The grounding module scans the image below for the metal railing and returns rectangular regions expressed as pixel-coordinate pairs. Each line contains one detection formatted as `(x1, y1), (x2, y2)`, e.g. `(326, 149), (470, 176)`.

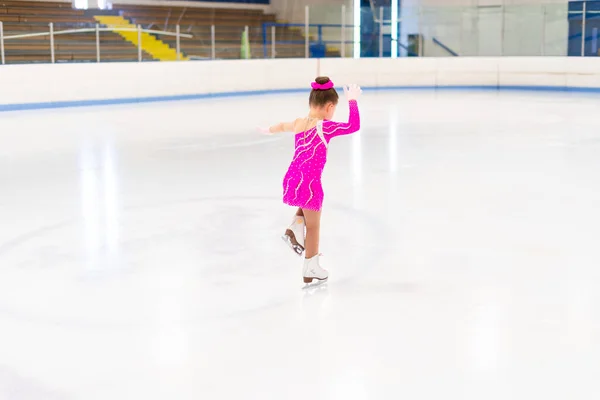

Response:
(262, 5), (391, 59)
(263, 22), (356, 59)
(432, 37), (458, 56)
(0, 22), (193, 64)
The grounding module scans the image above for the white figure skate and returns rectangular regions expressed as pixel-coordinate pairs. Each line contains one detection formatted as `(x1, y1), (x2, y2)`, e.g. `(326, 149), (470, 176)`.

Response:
(282, 215), (305, 256)
(303, 254), (329, 284)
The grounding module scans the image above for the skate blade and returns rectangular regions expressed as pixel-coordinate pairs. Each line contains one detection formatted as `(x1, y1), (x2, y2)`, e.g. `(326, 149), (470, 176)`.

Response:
(302, 278), (328, 290)
(303, 276), (328, 284)
(281, 233), (304, 256)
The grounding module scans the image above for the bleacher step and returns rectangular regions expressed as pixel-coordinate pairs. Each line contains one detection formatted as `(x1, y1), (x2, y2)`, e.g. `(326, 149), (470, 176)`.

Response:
(94, 15), (187, 61)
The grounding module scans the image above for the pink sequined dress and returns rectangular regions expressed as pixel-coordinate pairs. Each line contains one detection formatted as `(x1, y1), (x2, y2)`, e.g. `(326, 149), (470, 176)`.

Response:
(282, 100), (360, 211)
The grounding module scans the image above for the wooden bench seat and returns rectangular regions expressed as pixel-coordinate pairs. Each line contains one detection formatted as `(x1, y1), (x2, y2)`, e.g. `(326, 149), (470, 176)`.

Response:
(119, 8), (268, 17)
(3, 34), (129, 44)
(180, 44), (304, 53)
(127, 16), (273, 27)
(171, 42), (305, 59)
(4, 42), (134, 51)
(7, 45), (139, 53)
(1, 7), (86, 16)
(0, 14), (19, 22)
(2, 23), (73, 31)
(2, 24), (104, 33)
(115, 5), (265, 16)
(121, 10), (273, 19)
(4, 49), (152, 61)
(5, 53), (151, 63)
(17, 15), (94, 23)
(0, 1), (74, 8)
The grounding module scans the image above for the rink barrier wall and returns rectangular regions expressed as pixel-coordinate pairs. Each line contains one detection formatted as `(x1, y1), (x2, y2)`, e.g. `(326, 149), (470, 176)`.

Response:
(2, 57), (600, 112)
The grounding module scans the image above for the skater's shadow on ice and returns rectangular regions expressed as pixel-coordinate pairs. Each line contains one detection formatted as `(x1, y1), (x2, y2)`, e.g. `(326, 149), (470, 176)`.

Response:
(302, 281), (329, 298)
(333, 278), (419, 295)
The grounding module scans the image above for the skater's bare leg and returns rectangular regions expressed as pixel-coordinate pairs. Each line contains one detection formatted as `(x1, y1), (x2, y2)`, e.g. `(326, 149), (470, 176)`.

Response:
(296, 208), (304, 217)
(302, 208), (321, 259)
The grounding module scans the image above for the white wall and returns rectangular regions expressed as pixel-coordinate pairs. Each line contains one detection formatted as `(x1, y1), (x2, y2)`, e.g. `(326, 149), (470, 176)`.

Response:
(319, 57), (600, 88)
(401, 0), (569, 57)
(0, 59), (316, 106)
(2, 57), (600, 110)
(408, 0), (568, 5)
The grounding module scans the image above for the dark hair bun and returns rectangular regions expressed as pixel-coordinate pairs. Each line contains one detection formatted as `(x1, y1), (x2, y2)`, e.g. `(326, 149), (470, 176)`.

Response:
(309, 76), (339, 107)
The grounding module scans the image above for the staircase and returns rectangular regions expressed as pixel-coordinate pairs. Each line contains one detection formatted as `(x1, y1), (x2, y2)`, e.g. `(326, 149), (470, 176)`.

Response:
(94, 15), (187, 61)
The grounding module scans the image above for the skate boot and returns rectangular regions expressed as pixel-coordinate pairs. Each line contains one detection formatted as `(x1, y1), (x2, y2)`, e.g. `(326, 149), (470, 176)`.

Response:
(303, 254), (329, 284)
(282, 215), (305, 256)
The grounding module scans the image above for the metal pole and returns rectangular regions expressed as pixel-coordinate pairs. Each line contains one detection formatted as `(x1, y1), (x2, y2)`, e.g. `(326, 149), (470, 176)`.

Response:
(137, 24), (142, 62)
(475, 7), (479, 56)
(379, 6), (384, 57)
(581, 1), (587, 57)
(49, 22), (55, 63)
(0, 22), (5, 65)
(96, 23), (100, 63)
(353, 0), (360, 58)
(418, 6), (423, 57)
(459, 8), (464, 56)
(391, 0), (398, 58)
(341, 5), (346, 58)
(211, 25), (216, 60)
(244, 25), (249, 59)
(500, 5), (505, 56)
(176, 24), (181, 60)
(271, 25), (276, 58)
(541, 6), (546, 56)
(305, 5), (309, 58)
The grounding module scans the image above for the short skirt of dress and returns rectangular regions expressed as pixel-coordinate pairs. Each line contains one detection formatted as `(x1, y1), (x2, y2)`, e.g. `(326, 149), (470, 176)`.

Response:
(282, 171), (324, 211)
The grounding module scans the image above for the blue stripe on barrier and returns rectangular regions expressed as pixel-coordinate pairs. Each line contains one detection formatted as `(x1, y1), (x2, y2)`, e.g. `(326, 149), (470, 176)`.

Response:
(3, 85), (600, 112)
(0, 88), (306, 112)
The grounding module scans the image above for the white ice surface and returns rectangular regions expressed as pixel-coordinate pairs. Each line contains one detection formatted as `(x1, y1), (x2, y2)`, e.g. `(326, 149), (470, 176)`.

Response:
(1, 90), (600, 399)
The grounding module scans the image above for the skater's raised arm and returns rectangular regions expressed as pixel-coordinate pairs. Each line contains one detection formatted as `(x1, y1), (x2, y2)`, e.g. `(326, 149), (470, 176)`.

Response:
(322, 84), (362, 138)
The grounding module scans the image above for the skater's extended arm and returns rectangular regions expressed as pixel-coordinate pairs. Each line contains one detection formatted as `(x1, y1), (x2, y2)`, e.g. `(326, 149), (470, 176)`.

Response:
(323, 84), (362, 138)
(268, 118), (303, 134)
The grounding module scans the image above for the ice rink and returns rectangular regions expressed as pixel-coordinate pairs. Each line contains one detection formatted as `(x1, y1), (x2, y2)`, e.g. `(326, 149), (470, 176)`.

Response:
(1, 90), (600, 399)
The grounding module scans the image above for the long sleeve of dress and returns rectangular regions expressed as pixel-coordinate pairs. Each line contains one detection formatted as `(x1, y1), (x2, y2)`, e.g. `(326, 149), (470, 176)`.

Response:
(322, 100), (360, 139)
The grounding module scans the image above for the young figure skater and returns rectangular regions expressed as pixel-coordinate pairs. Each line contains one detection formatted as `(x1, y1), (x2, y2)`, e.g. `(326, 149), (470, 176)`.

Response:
(264, 77), (362, 283)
